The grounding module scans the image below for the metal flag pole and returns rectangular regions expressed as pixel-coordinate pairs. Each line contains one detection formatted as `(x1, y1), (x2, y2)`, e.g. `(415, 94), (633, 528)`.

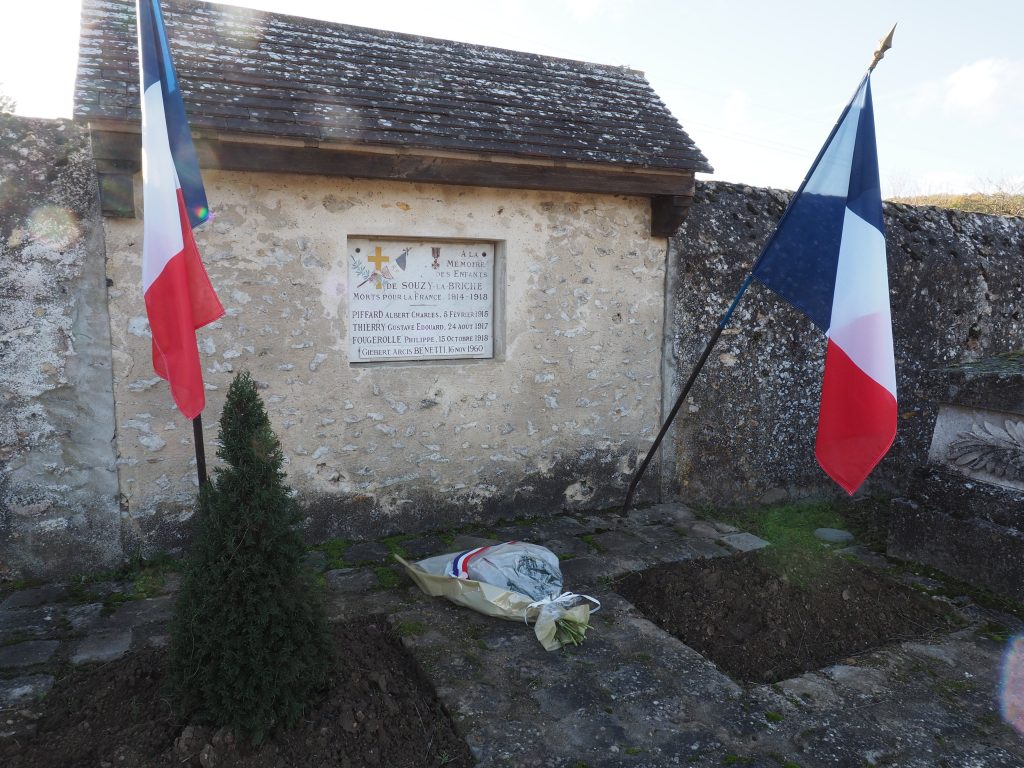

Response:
(193, 415), (208, 486)
(622, 25), (896, 514)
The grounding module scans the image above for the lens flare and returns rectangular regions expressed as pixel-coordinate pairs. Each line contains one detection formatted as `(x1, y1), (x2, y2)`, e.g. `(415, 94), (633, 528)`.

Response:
(1001, 635), (1024, 736)
(27, 205), (80, 250)
(192, 204), (209, 223)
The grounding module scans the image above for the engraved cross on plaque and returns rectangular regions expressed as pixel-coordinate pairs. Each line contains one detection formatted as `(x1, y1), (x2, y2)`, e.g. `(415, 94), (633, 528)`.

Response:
(368, 246), (390, 271)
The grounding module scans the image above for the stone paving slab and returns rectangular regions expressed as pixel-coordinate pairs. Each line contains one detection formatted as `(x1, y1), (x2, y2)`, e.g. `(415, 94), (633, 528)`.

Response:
(576, 512), (627, 533)
(710, 520), (740, 533)
(588, 529), (645, 556)
(0, 675), (54, 709)
(679, 520), (721, 538)
(718, 531), (770, 552)
(325, 568), (379, 593)
(0, 585), (69, 610)
(531, 515), (591, 538)
(683, 538), (733, 559)
(71, 628), (133, 665)
(814, 527), (855, 544)
(343, 541), (391, 565)
(626, 524), (692, 552)
(0, 640), (60, 670)
(380, 583), (1024, 767)
(401, 535), (448, 560)
(559, 555), (616, 587)
(65, 603), (103, 632)
(626, 502), (695, 528)
(627, 523), (681, 545)
(108, 595), (174, 627)
(0, 606), (63, 642)
(449, 534), (500, 552)
(70, 580), (133, 600)
(1, 505), (1022, 768)
(145, 632), (170, 649)
(489, 525), (533, 542)
(389, 590), (747, 766)
(310, 507), (1023, 767)
(543, 536), (590, 558)
(737, 631), (1024, 767)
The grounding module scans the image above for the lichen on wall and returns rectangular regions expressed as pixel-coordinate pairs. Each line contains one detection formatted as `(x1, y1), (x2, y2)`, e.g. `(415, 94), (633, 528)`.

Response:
(0, 115), (120, 578)
(104, 173), (666, 547)
(668, 181), (1024, 505)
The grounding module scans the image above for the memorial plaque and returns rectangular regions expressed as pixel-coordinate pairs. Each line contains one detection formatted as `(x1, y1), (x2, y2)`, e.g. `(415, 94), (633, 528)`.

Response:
(348, 238), (495, 362)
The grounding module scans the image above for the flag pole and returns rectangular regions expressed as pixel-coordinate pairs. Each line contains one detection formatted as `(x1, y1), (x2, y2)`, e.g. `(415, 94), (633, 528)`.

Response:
(193, 415), (208, 486)
(867, 24), (897, 73)
(622, 25), (896, 514)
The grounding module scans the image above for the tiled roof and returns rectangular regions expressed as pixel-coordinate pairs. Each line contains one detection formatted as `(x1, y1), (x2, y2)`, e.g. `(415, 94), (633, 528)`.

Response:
(74, 0), (711, 173)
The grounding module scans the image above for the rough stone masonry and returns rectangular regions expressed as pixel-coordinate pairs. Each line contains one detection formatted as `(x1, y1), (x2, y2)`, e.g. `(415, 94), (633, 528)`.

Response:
(3, 116), (1023, 579)
(0, 115), (120, 579)
(665, 181), (1024, 505)
(101, 169), (667, 555)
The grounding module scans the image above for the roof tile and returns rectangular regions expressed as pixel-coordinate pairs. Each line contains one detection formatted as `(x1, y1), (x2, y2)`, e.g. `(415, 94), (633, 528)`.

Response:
(75, 0), (711, 173)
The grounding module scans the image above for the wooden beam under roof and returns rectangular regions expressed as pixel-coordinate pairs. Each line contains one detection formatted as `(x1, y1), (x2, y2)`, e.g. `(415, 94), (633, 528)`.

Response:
(89, 127), (696, 236)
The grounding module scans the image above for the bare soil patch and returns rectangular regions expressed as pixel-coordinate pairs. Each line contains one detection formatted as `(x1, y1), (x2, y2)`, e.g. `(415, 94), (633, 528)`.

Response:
(616, 549), (958, 684)
(2, 617), (471, 768)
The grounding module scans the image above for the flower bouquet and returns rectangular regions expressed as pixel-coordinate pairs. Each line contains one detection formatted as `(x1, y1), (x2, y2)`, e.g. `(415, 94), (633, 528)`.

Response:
(395, 541), (599, 651)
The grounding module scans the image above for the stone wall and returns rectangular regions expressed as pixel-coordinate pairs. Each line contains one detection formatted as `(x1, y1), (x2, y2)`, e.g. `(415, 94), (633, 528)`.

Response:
(666, 181), (1024, 505)
(0, 116), (121, 579)
(887, 355), (1024, 601)
(7, 130), (1022, 579)
(103, 172), (667, 551)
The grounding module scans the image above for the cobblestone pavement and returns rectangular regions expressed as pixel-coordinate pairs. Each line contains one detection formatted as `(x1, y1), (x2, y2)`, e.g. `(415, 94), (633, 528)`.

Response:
(3, 502), (1023, 767)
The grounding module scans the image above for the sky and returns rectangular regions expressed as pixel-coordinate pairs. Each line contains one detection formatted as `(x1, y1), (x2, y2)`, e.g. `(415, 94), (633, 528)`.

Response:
(1, 0), (1022, 197)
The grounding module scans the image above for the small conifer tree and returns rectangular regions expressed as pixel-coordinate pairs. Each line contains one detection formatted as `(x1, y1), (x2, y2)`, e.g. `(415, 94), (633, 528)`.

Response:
(168, 371), (332, 743)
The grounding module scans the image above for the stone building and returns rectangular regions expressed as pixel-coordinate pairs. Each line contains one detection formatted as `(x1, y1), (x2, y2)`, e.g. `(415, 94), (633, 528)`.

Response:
(68, 0), (710, 560)
(7, 0), (1017, 581)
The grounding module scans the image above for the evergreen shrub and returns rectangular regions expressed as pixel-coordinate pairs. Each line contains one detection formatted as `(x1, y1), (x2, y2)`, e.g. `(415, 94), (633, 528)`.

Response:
(168, 371), (332, 743)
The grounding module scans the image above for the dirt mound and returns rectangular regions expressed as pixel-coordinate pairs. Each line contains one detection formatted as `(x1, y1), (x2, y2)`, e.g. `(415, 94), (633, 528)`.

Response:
(4, 618), (471, 768)
(616, 550), (957, 683)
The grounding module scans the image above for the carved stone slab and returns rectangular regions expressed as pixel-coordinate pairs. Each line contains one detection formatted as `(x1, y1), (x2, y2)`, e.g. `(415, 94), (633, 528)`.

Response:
(928, 404), (1024, 492)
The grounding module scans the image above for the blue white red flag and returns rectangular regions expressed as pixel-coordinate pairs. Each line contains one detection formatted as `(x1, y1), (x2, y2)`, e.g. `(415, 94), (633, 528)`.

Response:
(752, 75), (895, 494)
(137, 0), (223, 420)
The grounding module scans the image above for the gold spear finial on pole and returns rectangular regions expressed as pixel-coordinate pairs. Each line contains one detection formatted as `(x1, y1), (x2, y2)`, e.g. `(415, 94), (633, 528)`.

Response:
(868, 24), (897, 72)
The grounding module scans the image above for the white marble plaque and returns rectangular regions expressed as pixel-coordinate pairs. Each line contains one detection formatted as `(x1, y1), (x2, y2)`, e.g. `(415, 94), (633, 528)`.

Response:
(348, 239), (494, 362)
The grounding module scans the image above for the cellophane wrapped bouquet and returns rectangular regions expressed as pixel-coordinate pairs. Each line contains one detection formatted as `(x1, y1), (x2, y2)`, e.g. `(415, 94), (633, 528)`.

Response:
(396, 541), (599, 650)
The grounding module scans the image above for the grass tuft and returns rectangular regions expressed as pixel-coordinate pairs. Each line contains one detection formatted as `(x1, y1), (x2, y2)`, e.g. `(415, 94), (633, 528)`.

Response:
(889, 191), (1024, 217)
(314, 538), (352, 570)
(374, 565), (401, 589)
(396, 619), (428, 637)
(380, 534), (416, 559)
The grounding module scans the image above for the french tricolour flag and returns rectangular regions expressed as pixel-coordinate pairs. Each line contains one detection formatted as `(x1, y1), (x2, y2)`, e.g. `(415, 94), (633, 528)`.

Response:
(752, 76), (896, 494)
(137, 0), (223, 420)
